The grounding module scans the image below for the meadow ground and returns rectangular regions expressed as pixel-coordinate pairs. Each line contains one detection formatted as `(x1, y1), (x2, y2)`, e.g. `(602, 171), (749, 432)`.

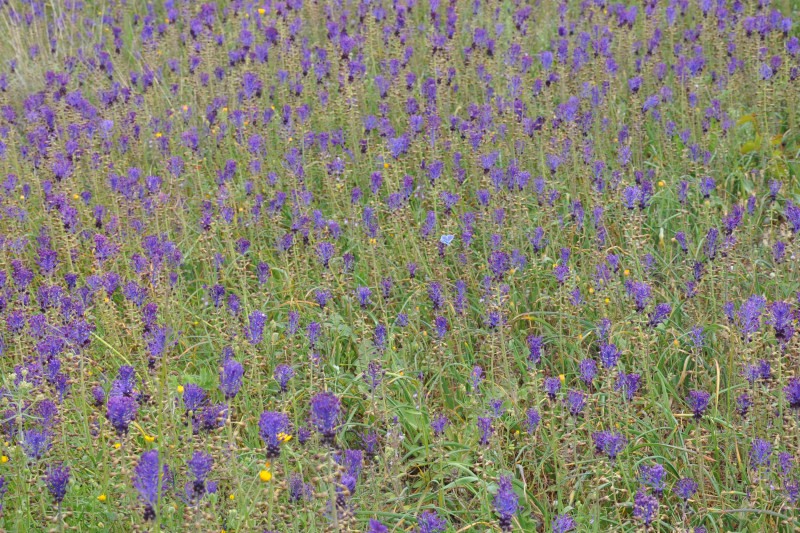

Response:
(1, 0), (800, 532)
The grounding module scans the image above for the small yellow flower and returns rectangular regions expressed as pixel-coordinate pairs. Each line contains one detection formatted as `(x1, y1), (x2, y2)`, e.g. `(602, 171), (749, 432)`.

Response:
(278, 433), (292, 443)
(514, 430), (520, 436)
(604, 298), (610, 304)
(144, 435), (155, 443)
(19, 195), (25, 200)
(97, 494), (107, 502)
(259, 469), (272, 482)
(113, 442), (121, 449)
(288, 137), (293, 142)
(558, 374), (566, 384)
(72, 193), (79, 200)
(155, 132), (162, 138)
(588, 287), (595, 294)
(673, 339), (680, 346)
(623, 269), (630, 276)
(182, 105), (188, 112)
(258, 8), (265, 14)
(177, 385), (185, 393)
(383, 162), (390, 169)
(658, 180), (665, 187)
(369, 238), (377, 245)
(229, 493), (235, 500)
(0, 455), (8, 463)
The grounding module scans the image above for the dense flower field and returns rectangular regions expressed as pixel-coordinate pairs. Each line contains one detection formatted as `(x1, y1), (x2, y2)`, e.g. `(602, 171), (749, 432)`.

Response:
(0, 0), (799, 531)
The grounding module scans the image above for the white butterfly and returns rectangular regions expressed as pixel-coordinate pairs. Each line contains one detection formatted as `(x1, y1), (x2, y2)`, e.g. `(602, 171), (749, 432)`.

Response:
(440, 234), (455, 245)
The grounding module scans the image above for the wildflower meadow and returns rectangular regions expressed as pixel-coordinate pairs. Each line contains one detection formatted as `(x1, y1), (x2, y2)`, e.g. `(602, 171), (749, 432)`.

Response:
(1, 0), (800, 531)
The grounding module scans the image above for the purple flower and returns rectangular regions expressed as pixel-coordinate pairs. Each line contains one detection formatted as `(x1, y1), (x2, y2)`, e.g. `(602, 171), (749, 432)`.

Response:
(737, 393), (752, 416)
(675, 232), (688, 252)
(648, 303), (671, 328)
(579, 359), (597, 385)
(687, 390), (711, 419)
(106, 396), (138, 435)
(699, 176), (716, 198)
(235, 238), (250, 255)
(427, 282), (444, 310)
(737, 295), (767, 341)
(365, 360), (385, 391)
(256, 262), (271, 284)
(289, 474), (312, 503)
(367, 519), (388, 533)
(749, 438), (772, 470)
(469, 366), (484, 393)
(21, 429), (51, 460)
(784, 378), (800, 409)
(193, 404), (228, 433)
(600, 343), (621, 368)
(187, 451), (213, 486)
(639, 464), (666, 495)
(592, 431), (626, 461)
(551, 513), (576, 533)
(416, 509), (447, 533)
(553, 248), (571, 284)
(689, 327), (705, 349)
(316, 242), (335, 268)
(774, 241), (786, 263)
(673, 477), (698, 501)
(134, 449), (169, 520)
(186, 451), (213, 498)
(356, 286), (372, 309)
(489, 251), (510, 279)
(110, 365), (137, 398)
(259, 411), (290, 457)
(182, 384), (207, 412)
(477, 416), (494, 445)
(431, 415), (449, 436)
(625, 281), (652, 312)
(786, 201), (800, 233)
(315, 289), (332, 309)
(493, 475), (518, 531)
(45, 463), (70, 504)
(219, 358), (244, 400)
(527, 335), (544, 364)
(705, 227), (719, 260)
(246, 311), (267, 345)
(566, 390), (586, 416)
(633, 488), (659, 526)
(274, 364), (295, 393)
(544, 377), (562, 399)
(310, 392), (340, 443)
(434, 316), (448, 339)
(529, 227), (547, 253)
(769, 301), (795, 345)
(615, 373), (641, 401)
(525, 408), (541, 434)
